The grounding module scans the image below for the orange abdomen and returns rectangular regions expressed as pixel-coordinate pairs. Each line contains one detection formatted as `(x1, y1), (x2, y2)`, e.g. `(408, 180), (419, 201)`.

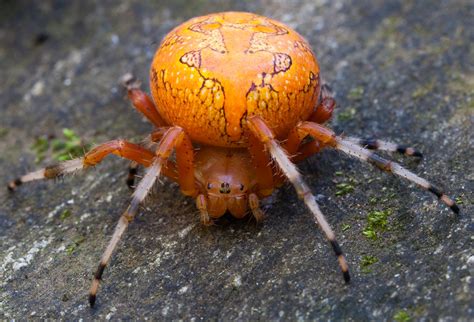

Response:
(150, 12), (320, 147)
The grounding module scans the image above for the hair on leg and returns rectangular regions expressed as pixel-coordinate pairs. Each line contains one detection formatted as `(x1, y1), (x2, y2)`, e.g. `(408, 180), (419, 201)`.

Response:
(7, 140), (155, 191)
(89, 160), (162, 307)
(345, 137), (423, 158)
(89, 126), (196, 307)
(248, 116), (350, 283)
(295, 122), (460, 214)
(7, 158), (84, 191)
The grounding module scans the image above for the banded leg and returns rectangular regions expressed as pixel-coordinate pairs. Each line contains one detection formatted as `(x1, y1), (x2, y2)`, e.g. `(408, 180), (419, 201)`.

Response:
(248, 116), (350, 283)
(7, 140), (155, 191)
(89, 126), (195, 307)
(122, 73), (167, 127)
(345, 137), (423, 158)
(126, 161), (139, 189)
(295, 122), (460, 214)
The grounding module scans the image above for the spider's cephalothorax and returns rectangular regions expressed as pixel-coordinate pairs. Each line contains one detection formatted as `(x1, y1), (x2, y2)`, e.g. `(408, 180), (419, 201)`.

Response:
(8, 11), (460, 307)
(194, 147), (263, 222)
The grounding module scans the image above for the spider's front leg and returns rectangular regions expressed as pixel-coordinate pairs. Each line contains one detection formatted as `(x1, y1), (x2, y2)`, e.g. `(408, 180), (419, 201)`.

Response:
(89, 126), (197, 307)
(7, 140), (156, 191)
(247, 115), (351, 283)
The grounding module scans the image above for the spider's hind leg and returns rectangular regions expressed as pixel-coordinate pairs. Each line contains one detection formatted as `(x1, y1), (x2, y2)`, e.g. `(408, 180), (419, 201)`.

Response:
(295, 121), (460, 214)
(308, 81), (336, 124)
(121, 73), (167, 127)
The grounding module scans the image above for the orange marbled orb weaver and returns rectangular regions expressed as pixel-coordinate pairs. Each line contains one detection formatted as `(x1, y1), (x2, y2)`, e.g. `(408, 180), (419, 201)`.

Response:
(8, 12), (459, 307)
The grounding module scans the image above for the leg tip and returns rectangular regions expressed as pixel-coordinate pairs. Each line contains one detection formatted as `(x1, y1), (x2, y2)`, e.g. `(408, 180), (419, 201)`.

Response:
(343, 270), (351, 284)
(89, 294), (96, 308)
(450, 203), (460, 215)
(7, 178), (22, 192)
(126, 179), (135, 190)
(7, 183), (16, 192)
(120, 73), (140, 90)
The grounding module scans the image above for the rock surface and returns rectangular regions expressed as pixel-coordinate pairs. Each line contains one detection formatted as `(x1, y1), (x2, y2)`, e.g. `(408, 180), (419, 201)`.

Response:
(0, 0), (472, 320)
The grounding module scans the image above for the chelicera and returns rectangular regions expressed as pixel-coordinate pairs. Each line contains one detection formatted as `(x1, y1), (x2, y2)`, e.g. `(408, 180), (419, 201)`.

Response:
(8, 12), (460, 307)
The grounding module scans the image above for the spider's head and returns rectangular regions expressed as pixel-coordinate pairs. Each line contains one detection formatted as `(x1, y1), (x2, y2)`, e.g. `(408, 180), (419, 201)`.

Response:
(205, 173), (250, 219)
(196, 147), (254, 219)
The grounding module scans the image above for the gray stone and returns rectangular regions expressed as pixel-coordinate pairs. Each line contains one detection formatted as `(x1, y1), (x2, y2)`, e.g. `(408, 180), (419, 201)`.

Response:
(0, 0), (472, 320)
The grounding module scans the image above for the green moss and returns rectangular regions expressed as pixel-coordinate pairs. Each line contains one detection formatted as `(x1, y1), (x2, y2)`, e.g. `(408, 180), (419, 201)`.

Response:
(411, 81), (435, 99)
(393, 310), (411, 322)
(360, 255), (379, 273)
(337, 108), (356, 122)
(335, 182), (355, 196)
(447, 72), (474, 94)
(52, 128), (90, 161)
(362, 209), (392, 240)
(348, 86), (364, 100)
(32, 137), (50, 163)
(455, 196), (463, 205)
(0, 127), (8, 138)
(342, 224), (351, 232)
(380, 16), (402, 38)
(59, 209), (72, 220)
(32, 128), (91, 163)
(65, 236), (85, 255)
(369, 197), (378, 205)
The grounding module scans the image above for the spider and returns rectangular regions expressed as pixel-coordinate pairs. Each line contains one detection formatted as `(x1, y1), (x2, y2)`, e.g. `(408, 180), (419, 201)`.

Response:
(8, 12), (459, 307)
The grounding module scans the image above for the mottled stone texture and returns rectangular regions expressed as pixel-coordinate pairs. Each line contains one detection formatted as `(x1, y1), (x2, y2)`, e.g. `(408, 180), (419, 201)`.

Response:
(0, 0), (472, 320)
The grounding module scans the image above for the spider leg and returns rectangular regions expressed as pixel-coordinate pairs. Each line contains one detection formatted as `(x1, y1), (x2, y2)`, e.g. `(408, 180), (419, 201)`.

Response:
(285, 80), (334, 163)
(249, 193), (265, 223)
(122, 73), (167, 127)
(285, 126), (323, 163)
(308, 81), (336, 124)
(89, 126), (193, 307)
(345, 137), (423, 158)
(248, 116), (350, 283)
(248, 132), (274, 196)
(295, 121), (460, 214)
(196, 194), (212, 226)
(7, 140), (155, 191)
(126, 161), (139, 189)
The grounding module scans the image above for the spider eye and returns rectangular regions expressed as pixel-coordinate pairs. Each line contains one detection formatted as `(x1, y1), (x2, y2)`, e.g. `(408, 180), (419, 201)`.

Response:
(207, 183), (212, 190)
(239, 184), (244, 191)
